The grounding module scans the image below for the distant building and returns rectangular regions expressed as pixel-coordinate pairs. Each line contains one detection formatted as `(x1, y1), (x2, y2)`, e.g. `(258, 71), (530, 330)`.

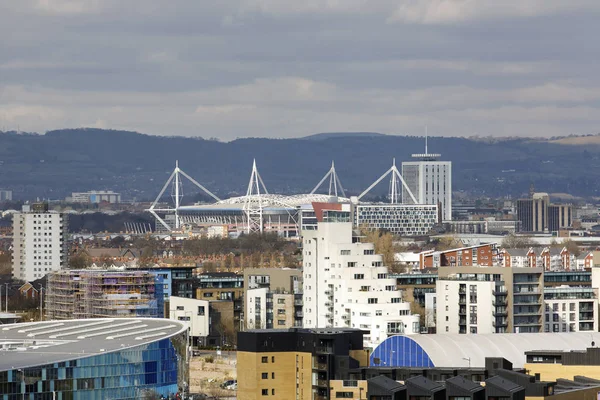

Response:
(12, 203), (68, 281)
(302, 208), (419, 348)
(419, 243), (499, 269)
(548, 204), (573, 232)
(45, 269), (164, 320)
(0, 190), (12, 201)
(243, 267), (303, 330)
(402, 146), (452, 221)
(354, 203), (439, 236)
(68, 190), (121, 204)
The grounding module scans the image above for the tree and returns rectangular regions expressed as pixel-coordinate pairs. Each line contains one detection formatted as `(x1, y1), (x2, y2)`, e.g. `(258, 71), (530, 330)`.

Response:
(501, 234), (537, 249)
(562, 239), (581, 257)
(68, 253), (90, 269)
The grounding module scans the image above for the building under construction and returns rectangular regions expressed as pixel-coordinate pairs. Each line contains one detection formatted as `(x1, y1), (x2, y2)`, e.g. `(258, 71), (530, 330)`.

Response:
(45, 269), (164, 320)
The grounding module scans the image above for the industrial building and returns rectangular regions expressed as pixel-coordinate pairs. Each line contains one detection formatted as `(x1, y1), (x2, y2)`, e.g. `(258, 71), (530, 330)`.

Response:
(45, 269), (164, 320)
(12, 203), (68, 282)
(0, 318), (188, 399)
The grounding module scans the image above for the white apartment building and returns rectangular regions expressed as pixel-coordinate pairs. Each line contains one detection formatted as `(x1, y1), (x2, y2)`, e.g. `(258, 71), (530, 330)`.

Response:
(12, 204), (67, 281)
(302, 209), (419, 349)
(436, 279), (495, 334)
(402, 153), (452, 221)
(169, 296), (210, 346)
(543, 287), (598, 333)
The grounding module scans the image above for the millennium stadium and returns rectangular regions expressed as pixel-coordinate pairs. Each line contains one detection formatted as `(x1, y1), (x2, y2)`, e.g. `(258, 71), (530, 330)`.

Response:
(147, 159), (441, 237)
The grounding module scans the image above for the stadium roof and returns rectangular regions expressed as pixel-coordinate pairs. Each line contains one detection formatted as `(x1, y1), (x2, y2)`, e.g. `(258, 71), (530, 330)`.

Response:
(371, 333), (600, 369)
(0, 318), (186, 371)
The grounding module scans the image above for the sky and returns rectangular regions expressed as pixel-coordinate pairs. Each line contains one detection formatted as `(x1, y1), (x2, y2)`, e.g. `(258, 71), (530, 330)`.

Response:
(1, 0), (599, 141)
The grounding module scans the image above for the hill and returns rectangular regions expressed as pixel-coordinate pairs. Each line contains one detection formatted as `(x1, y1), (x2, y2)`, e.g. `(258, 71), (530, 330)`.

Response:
(0, 129), (599, 201)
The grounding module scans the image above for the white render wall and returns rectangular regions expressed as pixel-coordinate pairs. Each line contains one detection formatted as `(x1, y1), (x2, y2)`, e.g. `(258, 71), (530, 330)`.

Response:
(543, 297), (598, 332)
(402, 160), (452, 221)
(302, 221), (419, 348)
(169, 296), (210, 338)
(436, 280), (495, 334)
(12, 211), (66, 281)
(246, 288), (268, 329)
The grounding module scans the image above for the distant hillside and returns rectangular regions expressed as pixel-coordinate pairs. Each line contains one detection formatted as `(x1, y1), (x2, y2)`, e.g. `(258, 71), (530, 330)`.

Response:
(301, 132), (390, 141)
(0, 128), (599, 201)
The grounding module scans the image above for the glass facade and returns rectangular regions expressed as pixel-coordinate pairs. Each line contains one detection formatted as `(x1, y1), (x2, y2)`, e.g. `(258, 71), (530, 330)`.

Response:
(0, 332), (188, 400)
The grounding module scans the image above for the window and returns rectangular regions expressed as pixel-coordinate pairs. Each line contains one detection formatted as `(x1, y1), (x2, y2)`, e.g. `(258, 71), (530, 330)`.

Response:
(375, 310), (382, 316)
(272, 389), (275, 395)
(261, 357), (268, 363)
(262, 389), (268, 395)
(353, 274), (364, 280)
(277, 320), (286, 326)
(277, 298), (285, 304)
(371, 261), (382, 267)
(176, 306), (184, 311)
(391, 298), (401, 303)
(340, 250), (351, 255)
(277, 309), (286, 315)
(272, 356), (275, 363)
(364, 249), (374, 255)
(262, 373), (268, 379)
(377, 273), (387, 279)
(272, 372), (275, 379)
(368, 298), (378, 304)
(336, 392), (354, 398)
(348, 262), (357, 268)
(197, 306), (205, 316)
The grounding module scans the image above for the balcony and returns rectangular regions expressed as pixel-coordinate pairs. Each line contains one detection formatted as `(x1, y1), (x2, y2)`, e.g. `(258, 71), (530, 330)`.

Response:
(316, 379), (328, 387)
(492, 310), (508, 317)
(313, 362), (328, 371)
(294, 300), (303, 306)
(459, 307), (466, 315)
(493, 320), (508, 327)
(459, 318), (466, 325)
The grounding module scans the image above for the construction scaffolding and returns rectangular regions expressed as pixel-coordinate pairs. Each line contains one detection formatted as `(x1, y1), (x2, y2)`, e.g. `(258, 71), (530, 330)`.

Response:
(46, 269), (164, 320)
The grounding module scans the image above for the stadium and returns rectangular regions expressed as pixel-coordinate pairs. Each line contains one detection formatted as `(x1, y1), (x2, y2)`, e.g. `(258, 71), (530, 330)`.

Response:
(147, 160), (438, 237)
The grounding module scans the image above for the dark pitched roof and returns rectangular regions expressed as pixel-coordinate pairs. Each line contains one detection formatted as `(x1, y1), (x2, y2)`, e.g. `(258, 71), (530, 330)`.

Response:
(445, 376), (484, 393)
(485, 375), (524, 393)
(405, 376), (445, 393)
(368, 375), (406, 393)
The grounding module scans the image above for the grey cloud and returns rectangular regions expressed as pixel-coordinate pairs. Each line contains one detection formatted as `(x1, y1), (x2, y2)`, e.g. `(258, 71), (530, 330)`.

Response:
(0, 0), (599, 139)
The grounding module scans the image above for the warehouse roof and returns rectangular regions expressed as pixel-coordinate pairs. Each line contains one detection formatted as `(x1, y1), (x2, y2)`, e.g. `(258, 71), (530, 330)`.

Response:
(0, 318), (186, 371)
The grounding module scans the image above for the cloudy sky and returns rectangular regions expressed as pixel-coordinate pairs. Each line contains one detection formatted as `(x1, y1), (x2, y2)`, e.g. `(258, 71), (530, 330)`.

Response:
(1, 0), (599, 140)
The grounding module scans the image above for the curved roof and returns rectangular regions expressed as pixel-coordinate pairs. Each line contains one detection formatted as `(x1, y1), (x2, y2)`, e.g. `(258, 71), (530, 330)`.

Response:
(371, 333), (600, 369)
(217, 193), (350, 208)
(0, 318), (186, 371)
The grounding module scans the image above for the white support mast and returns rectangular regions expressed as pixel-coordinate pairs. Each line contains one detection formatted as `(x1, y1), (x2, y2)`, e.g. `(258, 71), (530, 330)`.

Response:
(146, 161), (221, 232)
(243, 159), (269, 234)
(358, 159), (417, 204)
(310, 161), (346, 197)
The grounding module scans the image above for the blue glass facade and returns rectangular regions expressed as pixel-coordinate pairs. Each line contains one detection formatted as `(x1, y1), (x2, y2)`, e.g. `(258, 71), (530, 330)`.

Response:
(0, 332), (188, 400)
(370, 336), (434, 368)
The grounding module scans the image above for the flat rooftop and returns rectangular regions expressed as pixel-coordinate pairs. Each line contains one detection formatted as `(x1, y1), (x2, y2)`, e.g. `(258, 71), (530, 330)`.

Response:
(0, 318), (186, 371)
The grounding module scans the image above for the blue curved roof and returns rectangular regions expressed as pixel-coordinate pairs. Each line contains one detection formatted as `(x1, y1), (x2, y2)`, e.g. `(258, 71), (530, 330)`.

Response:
(372, 332), (600, 369)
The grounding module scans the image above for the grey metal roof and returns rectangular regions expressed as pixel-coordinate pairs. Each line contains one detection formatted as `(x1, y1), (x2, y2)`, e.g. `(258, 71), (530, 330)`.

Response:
(0, 318), (186, 371)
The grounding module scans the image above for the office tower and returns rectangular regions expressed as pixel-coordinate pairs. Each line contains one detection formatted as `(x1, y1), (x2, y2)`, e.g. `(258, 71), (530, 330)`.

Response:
(12, 203), (67, 281)
(302, 207), (419, 348)
(517, 192), (550, 232)
(548, 204), (573, 232)
(401, 139), (452, 221)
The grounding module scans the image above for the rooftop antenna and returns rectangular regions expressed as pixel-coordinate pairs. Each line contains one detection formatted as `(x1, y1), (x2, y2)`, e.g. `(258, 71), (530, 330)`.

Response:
(412, 126), (440, 161)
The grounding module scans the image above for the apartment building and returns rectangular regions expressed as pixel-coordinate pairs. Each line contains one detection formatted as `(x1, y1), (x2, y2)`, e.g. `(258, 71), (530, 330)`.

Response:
(12, 203), (68, 281)
(243, 267), (303, 330)
(168, 296), (210, 346)
(302, 209), (419, 348)
(45, 269), (164, 320)
(437, 266), (544, 334)
(237, 328), (368, 400)
(196, 272), (244, 337)
(419, 243), (499, 269)
(543, 286), (598, 333)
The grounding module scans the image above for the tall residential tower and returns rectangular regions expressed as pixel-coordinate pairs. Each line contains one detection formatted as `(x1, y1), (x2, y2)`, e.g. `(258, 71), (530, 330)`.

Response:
(12, 203), (68, 281)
